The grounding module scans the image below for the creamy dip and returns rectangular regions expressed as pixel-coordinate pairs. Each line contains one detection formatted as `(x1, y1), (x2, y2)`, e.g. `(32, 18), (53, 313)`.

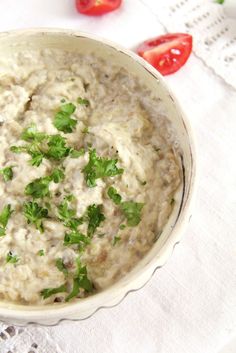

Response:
(0, 49), (180, 304)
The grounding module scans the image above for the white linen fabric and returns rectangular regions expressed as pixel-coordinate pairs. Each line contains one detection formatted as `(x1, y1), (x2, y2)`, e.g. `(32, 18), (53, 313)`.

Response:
(0, 1), (235, 353)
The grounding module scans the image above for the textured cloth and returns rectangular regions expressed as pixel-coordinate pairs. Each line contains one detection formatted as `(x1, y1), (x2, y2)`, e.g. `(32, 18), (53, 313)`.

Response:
(0, 1), (235, 353)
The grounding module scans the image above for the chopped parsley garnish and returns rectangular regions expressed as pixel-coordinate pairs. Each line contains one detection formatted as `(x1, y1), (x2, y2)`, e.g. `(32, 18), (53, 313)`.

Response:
(69, 148), (85, 158)
(38, 249), (45, 256)
(54, 103), (77, 133)
(64, 231), (90, 248)
(0, 166), (14, 182)
(30, 150), (44, 167)
(56, 258), (68, 276)
(25, 169), (65, 199)
(107, 186), (144, 227)
(120, 201), (144, 227)
(50, 168), (65, 183)
(21, 125), (47, 143)
(113, 235), (121, 246)
(170, 198), (175, 205)
(83, 149), (124, 187)
(141, 181), (147, 186)
(0, 228), (5, 237)
(6, 251), (19, 264)
(58, 199), (83, 231)
(82, 126), (89, 134)
(41, 284), (67, 299)
(107, 187), (122, 205)
(11, 128), (84, 166)
(215, 0), (224, 3)
(77, 97), (89, 106)
(23, 201), (48, 233)
(25, 176), (51, 199)
(119, 224), (126, 230)
(0, 204), (13, 236)
(10, 145), (28, 154)
(66, 258), (93, 302)
(64, 194), (75, 202)
(86, 204), (105, 237)
(46, 135), (71, 160)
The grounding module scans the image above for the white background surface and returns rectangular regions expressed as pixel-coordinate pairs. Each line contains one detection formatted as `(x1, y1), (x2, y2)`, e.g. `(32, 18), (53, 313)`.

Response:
(0, 1), (235, 353)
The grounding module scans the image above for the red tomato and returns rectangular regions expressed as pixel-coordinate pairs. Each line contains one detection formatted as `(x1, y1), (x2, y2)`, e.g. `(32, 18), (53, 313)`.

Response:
(137, 33), (193, 76)
(76, 0), (122, 16)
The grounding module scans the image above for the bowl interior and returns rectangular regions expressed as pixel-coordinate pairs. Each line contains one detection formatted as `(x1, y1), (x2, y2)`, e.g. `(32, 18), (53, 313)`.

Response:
(0, 29), (195, 325)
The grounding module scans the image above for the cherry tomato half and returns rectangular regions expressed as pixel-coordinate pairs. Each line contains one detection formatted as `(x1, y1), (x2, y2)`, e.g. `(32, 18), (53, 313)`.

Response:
(137, 33), (193, 76)
(76, 0), (122, 16)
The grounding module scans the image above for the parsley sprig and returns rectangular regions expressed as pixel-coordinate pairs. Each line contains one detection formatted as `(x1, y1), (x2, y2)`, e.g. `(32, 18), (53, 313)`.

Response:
(66, 258), (93, 302)
(83, 149), (123, 187)
(11, 126), (84, 166)
(54, 103), (77, 133)
(120, 201), (144, 227)
(0, 205), (13, 236)
(23, 201), (48, 233)
(41, 284), (67, 299)
(107, 187), (144, 227)
(0, 166), (14, 182)
(58, 199), (83, 231)
(64, 231), (90, 250)
(86, 204), (105, 237)
(6, 251), (19, 264)
(56, 258), (68, 276)
(25, 168), (65, 199)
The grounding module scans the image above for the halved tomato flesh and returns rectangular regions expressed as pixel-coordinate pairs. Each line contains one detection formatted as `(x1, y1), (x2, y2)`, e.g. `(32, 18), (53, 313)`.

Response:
(76, 0), (122, 16)
(137, 33), (193, 76)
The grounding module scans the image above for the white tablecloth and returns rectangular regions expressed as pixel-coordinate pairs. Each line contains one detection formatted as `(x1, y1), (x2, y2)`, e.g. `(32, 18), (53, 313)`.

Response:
(0, 1), (235, 353)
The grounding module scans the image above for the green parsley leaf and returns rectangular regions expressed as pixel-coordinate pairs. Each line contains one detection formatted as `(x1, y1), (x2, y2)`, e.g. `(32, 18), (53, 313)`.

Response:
(0, 227), (6, 236)
(107, 187), (122, 205)
(215, 0), (224, 3)
(0, 204), (13, 228)
(170, 198), (175, 205)
(54, 103), (77, 133)
(113, 235), (121, 246)
(41, 284), (67, 299)
(70, 148), (85, 158)
(11, 141), (44, 167)
(119, 224), (126, 230)
(86, 204), (105, 237)
(0, 205), (12, 237)
(58, 200), (83, 230)
(120, 201), (144, 227)
(21, 125), (47, 143)
(64, 231), (90, 247)
(77, 97), (89, 106)
(10, 145), (28, 154)
(0, 166), (14, 182)
(23, 201), (48, 233)
(6, 251), (19, 264)
(56, 258), (68, 276)
(82, 126), (89, 134)
(29, 150), (44, 167)
(64, 194), (75, 202)
(46, 135), (71, 160)
(50, 168), (65, 183)
(66, 260), (92, 302)
(83, 149), (124, 187)
(38, 249), (45, 256)
(25, 176), (51, 199)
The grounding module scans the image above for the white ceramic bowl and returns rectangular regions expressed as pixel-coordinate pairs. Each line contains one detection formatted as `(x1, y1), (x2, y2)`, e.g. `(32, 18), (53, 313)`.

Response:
(0, 29), (196, 326)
